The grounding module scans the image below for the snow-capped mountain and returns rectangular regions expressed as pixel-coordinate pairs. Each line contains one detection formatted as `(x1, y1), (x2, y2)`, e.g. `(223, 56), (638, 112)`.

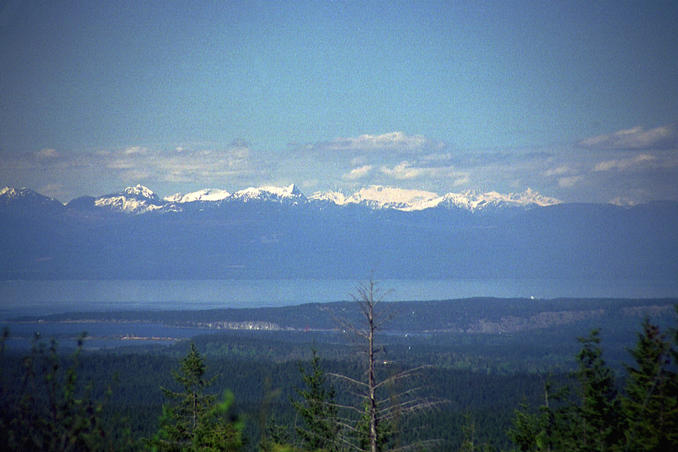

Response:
(2, 186), (40, 202)
(1, 186), (26, 198)
(92, 184), (166, 214)
(1, 186), (55, 202)
(0, 186), (63, 210)
(230, 184), (306, 205)
(163, 184), (305, 206)
(157, 183), (559, 212)
(122, 184), (159, 201)
(309, 185), (559, 212)
(1, 183), (677, 281)
(437, 188), (560, 211)
(4, 183), (561, 214)
(164, 188), (231, 203)
(70, 183), (309, 213)
(310, 186), (441, 211)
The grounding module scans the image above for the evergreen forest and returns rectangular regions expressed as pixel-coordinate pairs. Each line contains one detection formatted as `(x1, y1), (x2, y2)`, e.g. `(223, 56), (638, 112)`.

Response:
(1, 294), (677, 451)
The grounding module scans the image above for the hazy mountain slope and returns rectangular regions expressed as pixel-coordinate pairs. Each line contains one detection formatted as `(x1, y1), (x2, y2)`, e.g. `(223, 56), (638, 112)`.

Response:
(1, 185), (677, 280)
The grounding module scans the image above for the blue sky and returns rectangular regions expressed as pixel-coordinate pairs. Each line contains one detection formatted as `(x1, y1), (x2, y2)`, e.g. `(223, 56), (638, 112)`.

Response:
(1, 0), (677, 204)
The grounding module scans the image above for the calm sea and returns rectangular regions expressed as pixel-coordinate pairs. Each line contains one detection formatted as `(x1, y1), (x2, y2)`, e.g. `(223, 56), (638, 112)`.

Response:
(1, 278), (677, 319)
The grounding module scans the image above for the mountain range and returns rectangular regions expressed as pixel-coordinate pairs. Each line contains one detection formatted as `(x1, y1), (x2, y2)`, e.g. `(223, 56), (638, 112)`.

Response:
(2, 183), (560, 215)
(1, 184), (677, 281)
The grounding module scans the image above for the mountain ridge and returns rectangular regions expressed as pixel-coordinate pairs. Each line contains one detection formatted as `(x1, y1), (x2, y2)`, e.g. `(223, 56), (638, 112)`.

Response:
(4, 183), (565, 215)
(2, 183), (677, 281)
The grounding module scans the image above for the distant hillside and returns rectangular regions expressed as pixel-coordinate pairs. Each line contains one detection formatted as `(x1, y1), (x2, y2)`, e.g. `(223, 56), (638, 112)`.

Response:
(1, 184), (678, 281)
(24, 297), (678, 336)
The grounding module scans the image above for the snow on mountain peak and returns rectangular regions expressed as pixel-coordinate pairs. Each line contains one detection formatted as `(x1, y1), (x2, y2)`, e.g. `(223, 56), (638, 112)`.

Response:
(0, 186), (62, 205)
(122, 184), (159, 201)
(439, 188), (560, 211)
(164, 188), (231, 203)
(1, 186), (21, 198)
(232, 184), (306, 203)
(261, 183), (303, 198)
(309, 186), (560, 212)
(515, 188), (560, 207)
(94, 184), (164, 214)
(7, 182), (559, 215)
(348, 185), (441, 211)
(1, 186), (39, 199)
(309, 191), (348, 205)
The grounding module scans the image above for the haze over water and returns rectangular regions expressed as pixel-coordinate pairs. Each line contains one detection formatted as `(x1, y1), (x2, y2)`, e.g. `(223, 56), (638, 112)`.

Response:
(1, 278), (677, 319)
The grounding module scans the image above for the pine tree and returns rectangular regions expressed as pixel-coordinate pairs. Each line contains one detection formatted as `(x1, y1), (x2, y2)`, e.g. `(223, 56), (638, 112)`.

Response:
(150, 343), (242, 451)
(508, 378), (569, 452)
(292, 348), (339, 452)
(508, 402), (546, 452)
(0, 332), (111, 451)
(621, 319), (678, 451)
(571, 329), (624, 451)
(509, 313), (678, 452)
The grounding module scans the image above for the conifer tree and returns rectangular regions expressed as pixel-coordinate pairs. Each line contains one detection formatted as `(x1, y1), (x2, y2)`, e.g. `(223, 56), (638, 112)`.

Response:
(150, 343), (242, 451)
(621, 319), (678, 451)
(0, 332), (111, 451)
(508, 313), (678, 452)
(508, 402), (547, 452)
(292, 348), (339, 452)
(508, 378), (569, 452)
(570, 329), (624, 451)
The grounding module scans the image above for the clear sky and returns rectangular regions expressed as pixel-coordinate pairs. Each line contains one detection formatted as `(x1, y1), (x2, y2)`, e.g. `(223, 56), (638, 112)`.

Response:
(1, 0), (677, 204)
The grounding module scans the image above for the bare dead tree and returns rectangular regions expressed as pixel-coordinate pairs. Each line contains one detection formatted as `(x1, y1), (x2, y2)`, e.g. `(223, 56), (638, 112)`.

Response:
(326, 278), (445, 452)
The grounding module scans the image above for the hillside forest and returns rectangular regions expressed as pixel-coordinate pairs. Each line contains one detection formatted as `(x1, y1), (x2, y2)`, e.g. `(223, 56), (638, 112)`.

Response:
(1, 290), (677, 451)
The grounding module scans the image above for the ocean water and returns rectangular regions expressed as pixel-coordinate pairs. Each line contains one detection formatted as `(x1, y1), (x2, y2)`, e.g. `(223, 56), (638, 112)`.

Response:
(1, 278), (677, 319)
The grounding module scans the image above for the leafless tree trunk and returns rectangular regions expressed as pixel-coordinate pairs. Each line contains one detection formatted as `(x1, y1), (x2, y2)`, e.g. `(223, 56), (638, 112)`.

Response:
(328, 278), (444, 452)
(362, 280), (379, 452)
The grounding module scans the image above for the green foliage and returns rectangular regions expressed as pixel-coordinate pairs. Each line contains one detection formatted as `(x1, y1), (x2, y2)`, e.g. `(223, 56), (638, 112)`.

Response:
(149, 343), (243, 451)
(621, 319), (678, 451)
(354, 397), (395, 452)
(292, 348), (339, 452)
(507, 402), (547, 452)
(195, 390), (245, 451)
(509, 314), (678, 452)
(0, 332), (113, 451)
(569, 330), (624, 451)
(459, 413), (493, 452)
(259, 418), (296, 452)
(507, 378), (573, 452)
(12, 300), (676, 450)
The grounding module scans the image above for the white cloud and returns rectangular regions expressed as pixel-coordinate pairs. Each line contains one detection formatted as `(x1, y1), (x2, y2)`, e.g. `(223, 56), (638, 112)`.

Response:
(319, 131), (440, 152)
(452, 174), (470, 186)
(609, 197), (639, 207)
(543, 165), (571, 177)
(107, 159), (136, 169)
(594, 154), (656, 172)
(119, 168), (151, 181)
(579, 122), (678, 151)
(380, 161), (423, 179)
(380, 161), (463, 181)
(350, 156), (366, 166)
(558, 175), (582, 188)
(541, 165), (582, 188)
(36, 148), (59, 159)
(301, 179), (318, 189)
(343, 165), (373, 180)
(30, 143), (256, 189)
(124, 146), (148, 155)
(421, 152), (452, 162)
